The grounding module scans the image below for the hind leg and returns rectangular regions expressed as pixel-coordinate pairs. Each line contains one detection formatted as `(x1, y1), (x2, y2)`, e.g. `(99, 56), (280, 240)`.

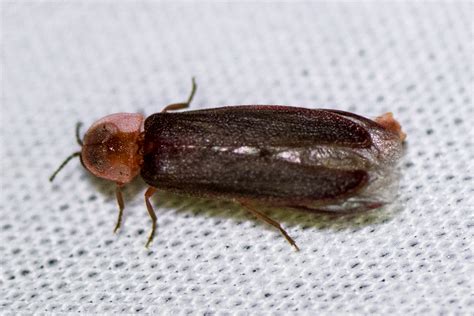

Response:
(238, 200), (299, 251)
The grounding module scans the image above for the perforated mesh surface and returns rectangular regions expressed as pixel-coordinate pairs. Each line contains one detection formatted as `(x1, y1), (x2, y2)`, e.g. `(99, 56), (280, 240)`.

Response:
(1, 2), (473, 314)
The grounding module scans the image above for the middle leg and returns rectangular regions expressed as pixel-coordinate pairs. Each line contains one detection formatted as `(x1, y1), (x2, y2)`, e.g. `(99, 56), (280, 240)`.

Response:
(144, 187), (158, 248)
(161, 77), (197, 112)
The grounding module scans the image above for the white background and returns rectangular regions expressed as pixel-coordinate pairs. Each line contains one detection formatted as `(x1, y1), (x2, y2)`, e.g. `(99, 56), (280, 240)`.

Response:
(1, 2), (473, 314)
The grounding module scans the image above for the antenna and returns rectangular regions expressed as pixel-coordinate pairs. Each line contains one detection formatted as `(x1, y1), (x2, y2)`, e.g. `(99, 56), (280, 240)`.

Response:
(49, 122), (83, 182)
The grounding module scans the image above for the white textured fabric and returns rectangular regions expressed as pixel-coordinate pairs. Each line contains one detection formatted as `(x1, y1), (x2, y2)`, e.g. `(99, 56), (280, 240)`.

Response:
(1, 2), (473, 314)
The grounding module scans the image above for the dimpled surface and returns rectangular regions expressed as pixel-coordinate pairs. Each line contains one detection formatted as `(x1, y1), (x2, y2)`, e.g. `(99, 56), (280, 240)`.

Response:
(1, 2), (473, 314)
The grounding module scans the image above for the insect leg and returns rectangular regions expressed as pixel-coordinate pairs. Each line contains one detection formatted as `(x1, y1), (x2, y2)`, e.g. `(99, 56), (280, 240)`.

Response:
(113, 184), (125, 233)
(238, 200), (300, 251)
(144, 187), (157, 248)
(161, 77), (197, 112)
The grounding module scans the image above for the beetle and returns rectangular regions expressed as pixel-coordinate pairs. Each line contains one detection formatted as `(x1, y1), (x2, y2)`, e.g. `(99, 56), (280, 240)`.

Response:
(50, 79), (406, 250)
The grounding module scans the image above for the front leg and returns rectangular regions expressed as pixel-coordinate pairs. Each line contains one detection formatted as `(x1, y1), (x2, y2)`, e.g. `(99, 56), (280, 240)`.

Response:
(113, 184), (125, 233)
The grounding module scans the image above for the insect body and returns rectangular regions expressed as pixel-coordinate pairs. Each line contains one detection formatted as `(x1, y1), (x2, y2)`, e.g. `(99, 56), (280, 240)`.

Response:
(50, 79), (406, 250)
